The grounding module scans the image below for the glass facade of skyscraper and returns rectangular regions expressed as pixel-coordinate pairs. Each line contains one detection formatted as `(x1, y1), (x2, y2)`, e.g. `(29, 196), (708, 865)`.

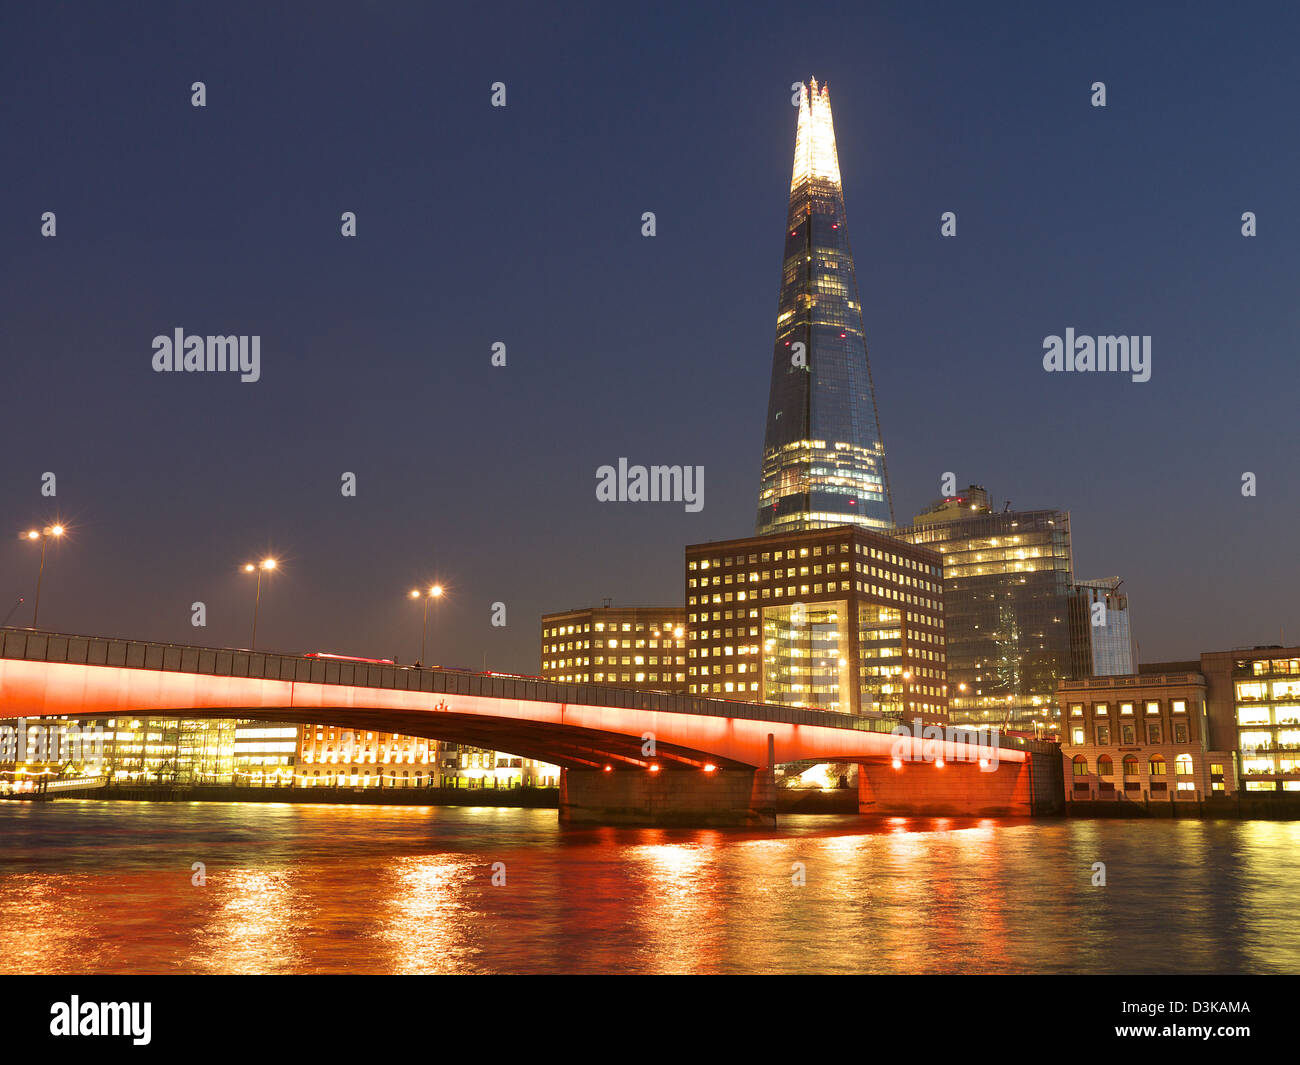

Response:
(1069, 578), (1135, 677)
(757, 78), (892, 536)
(894, 494), (1074, 729)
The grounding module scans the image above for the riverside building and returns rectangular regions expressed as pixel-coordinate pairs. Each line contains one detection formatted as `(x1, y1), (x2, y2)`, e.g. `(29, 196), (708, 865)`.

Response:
(1198, 646), (1300, 795)
(540, 606), (687, 689)
(1057, 671), (1236, 804)
(892, 486), (1075, 730)
(685, 525), (946, 721)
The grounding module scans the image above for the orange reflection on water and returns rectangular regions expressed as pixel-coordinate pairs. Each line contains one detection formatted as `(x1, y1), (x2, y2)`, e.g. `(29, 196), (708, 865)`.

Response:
(373, 856), (476, 974)
(0, 876), (110, 973)
(190, 869), (304, 974)
(625, 832), (725, 973)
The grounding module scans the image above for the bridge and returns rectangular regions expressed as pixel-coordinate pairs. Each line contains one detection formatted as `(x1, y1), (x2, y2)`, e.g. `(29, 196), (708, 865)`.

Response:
(0, 628), (1062, 825)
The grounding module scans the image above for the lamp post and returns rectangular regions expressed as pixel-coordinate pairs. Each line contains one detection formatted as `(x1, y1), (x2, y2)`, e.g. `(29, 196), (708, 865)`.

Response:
(242, 558), (277, 650)
(20, 524), (65, 627)
(409, 584), (443, 665)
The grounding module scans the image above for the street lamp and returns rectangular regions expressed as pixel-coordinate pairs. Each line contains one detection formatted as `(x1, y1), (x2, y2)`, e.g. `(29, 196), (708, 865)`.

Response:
(242, 558), (277, 649)
(409, 584), (443, 665)
(19, 524), (65, 627)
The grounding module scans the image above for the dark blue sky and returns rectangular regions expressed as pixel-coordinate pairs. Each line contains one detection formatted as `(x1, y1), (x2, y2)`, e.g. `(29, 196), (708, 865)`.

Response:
(3, 1), (1297, 670)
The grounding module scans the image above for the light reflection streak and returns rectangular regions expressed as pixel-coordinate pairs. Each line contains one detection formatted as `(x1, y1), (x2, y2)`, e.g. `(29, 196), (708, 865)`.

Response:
(190, 869), (303, 974)
(373, 856), (474, 974)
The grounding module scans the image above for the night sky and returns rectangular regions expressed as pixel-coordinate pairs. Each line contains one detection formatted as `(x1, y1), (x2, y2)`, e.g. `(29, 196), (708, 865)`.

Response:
(3, 1), (1297, 672)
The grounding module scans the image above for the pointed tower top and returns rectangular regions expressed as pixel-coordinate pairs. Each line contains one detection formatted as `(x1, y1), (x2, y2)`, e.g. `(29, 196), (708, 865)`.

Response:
(791, 77), (841, 191)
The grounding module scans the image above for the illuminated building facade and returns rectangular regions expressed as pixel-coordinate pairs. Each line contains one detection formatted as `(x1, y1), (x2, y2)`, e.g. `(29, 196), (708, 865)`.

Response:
(1058, 672), (1236, 803)
(893, 485), (1075, 729)
(2, 711), (560, 791)
(295, 727), (558, 790)
(0, 717), (100, 793)
(541, 605), (687, 689)
(756, 77), (892, 536)
(1198, 647), (1300, 795)
(436, 746), (559, 789)
(296, 725), (433, 787)
(83, 717), (235, 783)
(685, 525), (945, 720)
(234, 721), (298, 785)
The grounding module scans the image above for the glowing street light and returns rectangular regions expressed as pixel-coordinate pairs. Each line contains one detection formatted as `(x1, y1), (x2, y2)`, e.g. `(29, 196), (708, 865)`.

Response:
(409, 584), (444, 666)
(19, 524), (66, 627)
(242, 558), (277, 649)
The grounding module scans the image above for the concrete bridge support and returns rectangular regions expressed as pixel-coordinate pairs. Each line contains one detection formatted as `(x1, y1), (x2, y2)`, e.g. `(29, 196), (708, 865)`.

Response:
(559, 766), (777, 828)
(858, 754), (1041, 817)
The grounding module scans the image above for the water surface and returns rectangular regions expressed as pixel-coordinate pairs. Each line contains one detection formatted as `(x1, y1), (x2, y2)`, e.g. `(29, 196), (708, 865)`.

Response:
(1, 800), (1294, 974)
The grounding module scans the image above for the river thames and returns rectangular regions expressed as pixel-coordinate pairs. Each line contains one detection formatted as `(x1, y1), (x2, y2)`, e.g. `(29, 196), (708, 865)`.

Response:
(2, 801), (1296, 975)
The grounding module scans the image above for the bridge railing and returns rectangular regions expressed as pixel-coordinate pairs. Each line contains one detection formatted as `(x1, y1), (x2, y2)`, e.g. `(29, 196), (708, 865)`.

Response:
(0, 628), (1054, 751)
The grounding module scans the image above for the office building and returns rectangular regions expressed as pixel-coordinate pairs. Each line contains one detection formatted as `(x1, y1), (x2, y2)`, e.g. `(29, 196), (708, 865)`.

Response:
(541, 605), (687, 689)
(686, 524), (946, 720)
(1199, 646), (1300, 794)
(1069, 577), (1135, 677)
(295, 726), (431, 787)
(1058, 671), (1236, 803)
(893, 485), (1073, 729)
(233, 721), (298, 785)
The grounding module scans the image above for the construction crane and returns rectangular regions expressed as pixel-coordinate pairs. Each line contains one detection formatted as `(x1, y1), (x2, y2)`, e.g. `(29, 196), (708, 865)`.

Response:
(1, 596), (25, 628)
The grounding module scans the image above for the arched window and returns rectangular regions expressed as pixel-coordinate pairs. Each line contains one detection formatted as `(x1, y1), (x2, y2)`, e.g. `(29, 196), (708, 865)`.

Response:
(1149, 755), (1166, 776)
(1097, 755), (1113, 778)
(1072, 755), (1088, 776)
(1175, 754), (1193, 776)
(1123, 755), (1139, 778)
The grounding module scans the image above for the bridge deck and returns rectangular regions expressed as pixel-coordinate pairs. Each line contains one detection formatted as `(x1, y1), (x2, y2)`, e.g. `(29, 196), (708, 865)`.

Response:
(0, 628), (1053, 759)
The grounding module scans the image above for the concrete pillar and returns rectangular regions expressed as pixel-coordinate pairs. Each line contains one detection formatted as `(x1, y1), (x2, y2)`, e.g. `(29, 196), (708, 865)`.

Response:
(559, 766), (776, 828)
(858, 756), (1036, 817)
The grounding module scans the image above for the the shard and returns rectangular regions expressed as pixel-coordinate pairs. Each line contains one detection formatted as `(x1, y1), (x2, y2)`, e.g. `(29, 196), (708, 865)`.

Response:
(756, 78), (894, 534)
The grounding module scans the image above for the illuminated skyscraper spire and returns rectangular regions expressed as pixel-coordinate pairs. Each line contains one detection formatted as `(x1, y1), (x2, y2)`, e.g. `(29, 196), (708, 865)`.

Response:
(757, 78), (893, 535)
(791, 77), (841, 189)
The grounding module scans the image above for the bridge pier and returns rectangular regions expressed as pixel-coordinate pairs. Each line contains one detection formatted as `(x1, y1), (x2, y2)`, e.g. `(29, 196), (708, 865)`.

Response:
(857, 754), (1049, 817)
(559, 767), (777, 828)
